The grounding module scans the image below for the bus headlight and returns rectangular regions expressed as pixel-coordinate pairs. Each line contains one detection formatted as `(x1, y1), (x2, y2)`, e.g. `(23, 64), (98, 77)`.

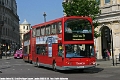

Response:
(92, 62), (96, 65)
(66, 62), (71, 65)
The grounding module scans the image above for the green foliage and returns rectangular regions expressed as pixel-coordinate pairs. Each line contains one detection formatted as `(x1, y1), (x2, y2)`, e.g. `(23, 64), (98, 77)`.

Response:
(94, 30), (101, 38)
(62, 0), (101, 38)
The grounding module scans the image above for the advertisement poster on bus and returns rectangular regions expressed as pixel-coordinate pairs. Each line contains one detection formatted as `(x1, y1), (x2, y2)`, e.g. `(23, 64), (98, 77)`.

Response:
(46, 37), (52, 57)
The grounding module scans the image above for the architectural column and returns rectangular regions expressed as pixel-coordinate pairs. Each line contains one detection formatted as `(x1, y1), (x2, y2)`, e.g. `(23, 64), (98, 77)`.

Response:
(101, 0), (105, 7)
(117, 0), (120, 4)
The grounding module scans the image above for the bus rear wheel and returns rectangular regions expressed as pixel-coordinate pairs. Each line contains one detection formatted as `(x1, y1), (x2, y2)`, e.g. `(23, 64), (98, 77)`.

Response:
(52, 62), (57, 71)
(29, 60), (32, 64)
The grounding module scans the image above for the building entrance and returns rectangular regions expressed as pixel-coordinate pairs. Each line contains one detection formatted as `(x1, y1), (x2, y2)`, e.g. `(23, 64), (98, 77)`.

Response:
(101, 26), (111, 59)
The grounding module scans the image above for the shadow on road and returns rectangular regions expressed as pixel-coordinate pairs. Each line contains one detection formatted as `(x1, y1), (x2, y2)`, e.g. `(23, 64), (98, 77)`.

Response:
(58, 67), (104, 74)
(34, 65), (104, 74)
(1, 66), (11, 69)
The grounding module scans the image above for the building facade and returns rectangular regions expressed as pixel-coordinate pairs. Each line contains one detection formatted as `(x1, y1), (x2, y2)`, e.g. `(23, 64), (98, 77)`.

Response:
(0, 0), (20, 52)
(95, 0), (120, 59)
(19, 19), (31, 48)
(63, 0), (120, 59)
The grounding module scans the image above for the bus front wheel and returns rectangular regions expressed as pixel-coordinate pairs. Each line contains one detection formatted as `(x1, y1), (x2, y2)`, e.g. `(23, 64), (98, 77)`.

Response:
(52, 62), (57, 71)
(36, 59), (40, 67)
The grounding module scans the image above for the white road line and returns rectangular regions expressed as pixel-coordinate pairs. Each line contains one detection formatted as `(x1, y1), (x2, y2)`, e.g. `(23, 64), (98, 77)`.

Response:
(5, 62), (10, 63)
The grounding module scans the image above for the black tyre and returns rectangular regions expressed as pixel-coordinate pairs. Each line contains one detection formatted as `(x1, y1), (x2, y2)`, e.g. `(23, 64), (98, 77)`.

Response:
(36, 59), (40, 67)
(52, 62), (57, 71)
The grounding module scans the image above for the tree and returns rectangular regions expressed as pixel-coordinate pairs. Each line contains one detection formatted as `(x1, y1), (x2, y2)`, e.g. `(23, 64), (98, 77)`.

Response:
(62, 0), (101, 38)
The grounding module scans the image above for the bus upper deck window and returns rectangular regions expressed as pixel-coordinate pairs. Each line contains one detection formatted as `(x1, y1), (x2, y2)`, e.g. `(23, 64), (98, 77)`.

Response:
(46, 25), (50, 35)
(51, 24), (56, 34)
(58, 22), (62, 33)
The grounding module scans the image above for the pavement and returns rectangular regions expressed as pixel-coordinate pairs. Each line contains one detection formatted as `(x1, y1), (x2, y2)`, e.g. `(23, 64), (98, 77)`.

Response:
(96, 59), (120, 68)
(0, 56), (13, 60)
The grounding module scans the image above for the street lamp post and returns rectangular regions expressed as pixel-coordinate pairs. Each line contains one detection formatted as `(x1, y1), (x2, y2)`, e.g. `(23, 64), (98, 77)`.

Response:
(43, 12), (47, 22)
(110, 29), (114, 66)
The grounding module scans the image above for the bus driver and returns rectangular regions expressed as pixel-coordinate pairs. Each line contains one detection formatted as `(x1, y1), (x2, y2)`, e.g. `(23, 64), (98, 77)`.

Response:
(73, 45), (80, 56)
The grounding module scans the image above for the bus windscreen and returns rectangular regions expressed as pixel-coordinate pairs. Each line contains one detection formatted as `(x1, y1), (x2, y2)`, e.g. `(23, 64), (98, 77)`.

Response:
(65, 44), (94, 58)
(64, 19), (93, 41)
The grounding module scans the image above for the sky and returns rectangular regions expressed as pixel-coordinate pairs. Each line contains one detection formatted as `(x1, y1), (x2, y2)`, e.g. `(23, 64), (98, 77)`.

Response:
(16, 0), (64, 26)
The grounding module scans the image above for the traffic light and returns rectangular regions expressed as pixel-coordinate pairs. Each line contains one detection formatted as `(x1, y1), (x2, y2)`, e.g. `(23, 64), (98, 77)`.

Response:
(104, 29), (109, 38)
(104, 28), (111, 42)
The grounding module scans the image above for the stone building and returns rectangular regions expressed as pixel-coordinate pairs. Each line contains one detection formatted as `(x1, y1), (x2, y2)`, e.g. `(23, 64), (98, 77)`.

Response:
(95, 0), (120, 59)
(19, 19), (31, 48)
(0, 0), (20, 51)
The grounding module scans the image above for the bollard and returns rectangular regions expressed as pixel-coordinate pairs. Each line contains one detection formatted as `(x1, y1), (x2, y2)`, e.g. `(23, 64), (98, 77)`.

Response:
(119, 53), (120, 61)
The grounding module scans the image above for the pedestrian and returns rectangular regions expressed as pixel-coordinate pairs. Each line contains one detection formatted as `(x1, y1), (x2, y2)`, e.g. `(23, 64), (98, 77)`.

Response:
(5, 51), (7, 59)
(105, 49), (110, 60)
(7, 50), (10, 57)
(0, 70), (2, 73)
(106, 49), (110, 60)
(103, 49), (107, 60)
(0, 50), (2, 59)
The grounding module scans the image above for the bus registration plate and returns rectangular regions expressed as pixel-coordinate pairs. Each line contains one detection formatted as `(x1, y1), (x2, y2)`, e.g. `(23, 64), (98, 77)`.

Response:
(77, 66), (84, 68)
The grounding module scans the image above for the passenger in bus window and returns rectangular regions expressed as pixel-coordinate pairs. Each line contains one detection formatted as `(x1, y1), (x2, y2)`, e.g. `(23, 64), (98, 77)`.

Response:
(46, 29), (50, 35)
(65, 26), (72, 33)
(80, 48), (85, 56)
(82, 26), (89, 33)
(58, 25), (62, 33)
(73, 45), (80, 55)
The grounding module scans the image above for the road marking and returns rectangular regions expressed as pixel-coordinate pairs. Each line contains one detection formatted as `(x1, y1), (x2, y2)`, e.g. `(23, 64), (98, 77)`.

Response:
(13, 69), (15, 70)
(13, 64), (32, 66)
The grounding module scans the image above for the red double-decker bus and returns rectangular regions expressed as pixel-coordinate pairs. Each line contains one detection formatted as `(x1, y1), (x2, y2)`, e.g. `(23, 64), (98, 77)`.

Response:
(23, 30), (35, 63)
(32, 16), (96, 71)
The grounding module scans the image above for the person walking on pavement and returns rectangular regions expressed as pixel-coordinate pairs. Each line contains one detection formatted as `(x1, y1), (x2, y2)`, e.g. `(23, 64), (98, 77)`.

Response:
(0, 50), (2, 73)
(5, 51), (7, 59)
(103, 48), (107, 60)
(106, 49), (110, 60)
(104, 48), (110, 60)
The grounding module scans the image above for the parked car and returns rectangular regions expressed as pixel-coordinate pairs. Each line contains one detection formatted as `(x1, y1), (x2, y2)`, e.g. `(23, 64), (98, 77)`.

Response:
(14, 50), (23, 59)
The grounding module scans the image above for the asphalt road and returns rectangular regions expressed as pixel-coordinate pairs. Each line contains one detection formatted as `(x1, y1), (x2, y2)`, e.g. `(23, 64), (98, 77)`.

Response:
(0, 57), (120, 80)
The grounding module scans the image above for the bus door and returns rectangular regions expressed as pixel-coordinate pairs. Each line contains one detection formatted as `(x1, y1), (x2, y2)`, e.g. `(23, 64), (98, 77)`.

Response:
(29, 45), (32, 61)
(32, 45), (35, 61)
(55, 43), (64, 67)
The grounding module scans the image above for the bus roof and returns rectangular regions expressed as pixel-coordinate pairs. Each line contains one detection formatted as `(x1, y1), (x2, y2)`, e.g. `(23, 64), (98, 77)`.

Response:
(32, 16), (92, 28)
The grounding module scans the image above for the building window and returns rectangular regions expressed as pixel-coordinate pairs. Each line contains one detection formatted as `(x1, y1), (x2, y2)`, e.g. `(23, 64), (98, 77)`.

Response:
(105, 0), (110, 3)
(23, 26), (25, 29)
(96, 0), (100, 3)
(6, 28), (7, 36)
(26, 26), (28, 30)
